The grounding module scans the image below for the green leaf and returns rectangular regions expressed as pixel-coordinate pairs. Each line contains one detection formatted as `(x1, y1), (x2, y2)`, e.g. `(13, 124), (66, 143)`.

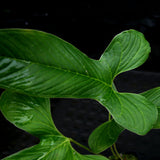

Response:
(0, 91), (108, 160)
(141, 87), (160, 129)
(3, 137), (108, 160)
(88, 120), (124, 154)
(99, 92), (157, 135)
(0, 29), (112, 98)
(0, 29), (157, 135)
(100, 29), (151, 77)
(0, 91), (61, 138)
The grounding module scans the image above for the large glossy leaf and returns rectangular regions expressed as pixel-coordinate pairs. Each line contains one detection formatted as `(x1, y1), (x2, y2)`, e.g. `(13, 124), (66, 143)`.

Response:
(0, 91), (108, 160)
(141, 87), (160, 129)
(0, 29), (157, 135)
(88, 120), (124, 154)
(0, 29), (112, 98)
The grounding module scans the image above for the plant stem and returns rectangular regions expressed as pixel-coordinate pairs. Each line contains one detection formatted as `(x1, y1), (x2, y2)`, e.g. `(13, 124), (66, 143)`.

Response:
(109, 84), (123, 160)
(108, 112), (123, 160)
(108, 113), (118, 158)
(69, 138), (94, 154)
(110, 146), (119, 159)
(113, 144), (123, 160)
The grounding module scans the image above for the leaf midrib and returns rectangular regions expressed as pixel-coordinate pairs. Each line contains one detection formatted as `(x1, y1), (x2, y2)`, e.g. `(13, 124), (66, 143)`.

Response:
(0, 55), (112, 88)
(39, 138), (70, 159)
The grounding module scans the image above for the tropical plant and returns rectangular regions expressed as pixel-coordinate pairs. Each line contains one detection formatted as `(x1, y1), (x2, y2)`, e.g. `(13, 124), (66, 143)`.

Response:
(0, 29), (159, 160)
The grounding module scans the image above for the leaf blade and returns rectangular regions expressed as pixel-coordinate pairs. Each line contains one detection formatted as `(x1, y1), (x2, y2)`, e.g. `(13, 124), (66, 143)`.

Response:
(0, 29), (112, 98)
(0, 91), (108, 160)
(88, 120), (124, 154)
(0, 29), (157, 135)
(98, 91), (158, 135)
(0, 91), (61, 138)
(2, 137), (109, 160)
(100, 29), (151, 77)
(0, 29), (112, 83)
(141, 87), (160, 129)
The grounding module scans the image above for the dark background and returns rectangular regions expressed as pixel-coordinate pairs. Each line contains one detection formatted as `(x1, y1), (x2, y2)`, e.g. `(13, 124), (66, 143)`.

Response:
(1, 1), (160, 160)
(0, 1), (160, 72)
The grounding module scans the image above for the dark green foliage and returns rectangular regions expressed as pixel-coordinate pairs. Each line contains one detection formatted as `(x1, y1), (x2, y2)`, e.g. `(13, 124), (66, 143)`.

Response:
(0, 29), (159, 159)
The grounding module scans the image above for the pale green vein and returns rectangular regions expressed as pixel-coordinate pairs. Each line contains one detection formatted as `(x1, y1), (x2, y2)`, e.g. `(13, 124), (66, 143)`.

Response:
(39, 138), (70, 159)
(0, 56), (112, 89)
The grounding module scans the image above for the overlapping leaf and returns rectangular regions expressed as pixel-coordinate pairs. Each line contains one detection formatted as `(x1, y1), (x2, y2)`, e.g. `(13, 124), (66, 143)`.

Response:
(88, 87), (160, 154)
(0, 91), (108, 160)
(141, 87), (160, 129)
(100, 30), (151, 76)
(88, 120), (124, 154)
(0, 29), (157, 135)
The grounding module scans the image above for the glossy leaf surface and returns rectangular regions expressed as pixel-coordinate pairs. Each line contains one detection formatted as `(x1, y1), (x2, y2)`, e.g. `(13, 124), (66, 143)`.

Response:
(0, 91), (108, 160)
(88, 120), (124, 154)
(0, 29), (157, 135)
(100, 29), (151, 77)
(88, 87), (160, 153)
(141, 87), (160, 129)
(99, 92), (157, 135)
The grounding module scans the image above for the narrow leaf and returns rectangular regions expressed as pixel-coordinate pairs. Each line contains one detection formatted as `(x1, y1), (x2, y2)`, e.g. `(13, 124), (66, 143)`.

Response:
(88, 120), (124, 154)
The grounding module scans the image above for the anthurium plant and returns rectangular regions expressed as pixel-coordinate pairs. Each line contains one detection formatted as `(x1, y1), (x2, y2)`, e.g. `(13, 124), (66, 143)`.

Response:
(0, 29), (160, 160)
